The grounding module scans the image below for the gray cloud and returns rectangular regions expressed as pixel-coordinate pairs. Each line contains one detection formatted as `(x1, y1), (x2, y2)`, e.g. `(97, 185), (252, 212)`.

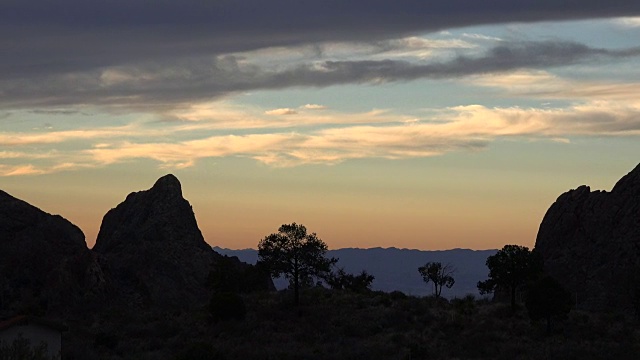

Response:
(314, 42), (640, 81)
(2, 0), (640, 80)
(2, 41), (639, 109)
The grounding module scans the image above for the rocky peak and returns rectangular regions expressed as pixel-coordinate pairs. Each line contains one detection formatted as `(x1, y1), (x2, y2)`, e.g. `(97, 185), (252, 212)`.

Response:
(534, 163), (640, 311)
(93, 175), (219, 308)
(147, 174), (183, 200)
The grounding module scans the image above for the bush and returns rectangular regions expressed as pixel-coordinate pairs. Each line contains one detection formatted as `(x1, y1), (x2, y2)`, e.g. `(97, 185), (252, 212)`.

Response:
(209, 292), (246, 322)
(93, 331), (119, 350)
(452, 294), (477, 316)
(173, 342), (225, 360)
(526, 275), (572, 334)
(0, 336), (58, 360)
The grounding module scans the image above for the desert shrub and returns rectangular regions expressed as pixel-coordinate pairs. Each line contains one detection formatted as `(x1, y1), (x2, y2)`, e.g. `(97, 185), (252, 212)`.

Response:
(452, 294), (477, 316)
(62, 341), (100, 360)
(209, 292), (246, 322)
(93, 331), (118, 350)
(526, 275), (572, 334)
(172, 342), (225, 360)
(421, 294), (450, 309)
(407, 340), (433, 359)
(455, 332), (498, 358)
(489, 302), (525, 319)
(388, 290), (407, 300)
(0, 336), (58, 360)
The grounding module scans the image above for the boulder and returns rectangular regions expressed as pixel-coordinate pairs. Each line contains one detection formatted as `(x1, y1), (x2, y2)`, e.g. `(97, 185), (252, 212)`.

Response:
(534, 163), (640, 311)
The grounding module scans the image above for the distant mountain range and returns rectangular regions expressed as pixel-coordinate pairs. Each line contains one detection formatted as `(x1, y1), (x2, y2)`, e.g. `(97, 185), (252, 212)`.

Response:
(213, 246), (497, 298)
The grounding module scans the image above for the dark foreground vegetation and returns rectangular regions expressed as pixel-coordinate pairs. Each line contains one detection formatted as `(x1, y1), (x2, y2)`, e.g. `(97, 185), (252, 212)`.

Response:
(57, 287), (640, 360)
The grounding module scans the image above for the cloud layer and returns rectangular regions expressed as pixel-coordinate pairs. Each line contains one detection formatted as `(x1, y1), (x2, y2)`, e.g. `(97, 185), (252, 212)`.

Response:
(2, 1), (640, 107)
(3, 75), (640, 176)
(2, 40), (639, 109)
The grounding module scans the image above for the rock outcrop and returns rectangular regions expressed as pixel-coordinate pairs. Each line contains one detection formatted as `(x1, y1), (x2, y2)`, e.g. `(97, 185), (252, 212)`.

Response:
(1, 174), (273, 315)
(93, 174), (221, 308)
(0, 190), (106, 316)
(534, 163), (640, 311)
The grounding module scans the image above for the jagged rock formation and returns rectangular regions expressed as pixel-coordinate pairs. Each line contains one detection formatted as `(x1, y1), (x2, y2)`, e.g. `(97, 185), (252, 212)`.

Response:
(93, 174), (222, 308)
(1, 174), (272, 315)
(534, 163), (640, 311)
(0, 190), (106, 316)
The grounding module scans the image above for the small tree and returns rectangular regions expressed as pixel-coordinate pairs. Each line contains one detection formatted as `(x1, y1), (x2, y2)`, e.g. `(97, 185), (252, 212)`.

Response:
(418, 262), (455, 298)
(258, 223), (337, 306)
(477, 244), (542, 311)
(526, 275), (572, 335)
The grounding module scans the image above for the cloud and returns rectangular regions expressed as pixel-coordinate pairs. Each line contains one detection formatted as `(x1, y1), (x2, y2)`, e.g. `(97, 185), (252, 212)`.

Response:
(367, 36), (476, 59)
(169, 105), (407, 132)
(2, 94), (640, 175)
(469, 70), (640, 102)
(73, 100), (640, 169)
(0, 162), (91, 176)
(615, 17), (640, 27)
(0, 165), (45, 177)
(462, 33), (503, 41)
(1, 0), (640, 111)
(3, 1), (639, 81)
(301, 104), (327, 110)
(28, 109), (90, 116)
(0, 126), (135, 146)
(0, 106), (410, 162)
(84, 134), (305, 168)
(265, 108), (298, 116)
(2, 40), (639, 110)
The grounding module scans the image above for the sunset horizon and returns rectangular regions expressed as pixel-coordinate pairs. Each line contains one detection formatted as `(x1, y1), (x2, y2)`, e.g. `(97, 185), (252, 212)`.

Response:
(3, 162), (638, 251)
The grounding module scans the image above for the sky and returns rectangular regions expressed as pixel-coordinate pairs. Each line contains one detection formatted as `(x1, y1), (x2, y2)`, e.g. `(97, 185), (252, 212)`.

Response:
(2, 1), (640, 250)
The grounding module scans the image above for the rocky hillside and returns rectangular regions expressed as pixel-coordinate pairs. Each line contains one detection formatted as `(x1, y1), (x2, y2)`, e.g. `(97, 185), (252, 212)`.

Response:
(535, 163), (640, 311)
(1, 174), (272, 317)
(0, 190), (106, 316)
(93, 174), (223, 308)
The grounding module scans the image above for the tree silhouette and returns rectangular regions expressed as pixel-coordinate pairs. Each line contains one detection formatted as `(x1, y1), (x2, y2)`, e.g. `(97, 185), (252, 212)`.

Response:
(418, 262), (455, 298)
(477, 244), (542, 311)
(525, 275), (572, 334)
(258, 223), (337, 306)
